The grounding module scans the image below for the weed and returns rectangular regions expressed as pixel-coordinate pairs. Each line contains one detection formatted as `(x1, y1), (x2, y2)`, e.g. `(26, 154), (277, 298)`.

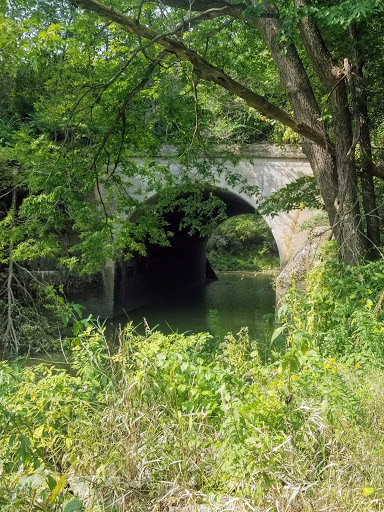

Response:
(2, 259), (384, 510)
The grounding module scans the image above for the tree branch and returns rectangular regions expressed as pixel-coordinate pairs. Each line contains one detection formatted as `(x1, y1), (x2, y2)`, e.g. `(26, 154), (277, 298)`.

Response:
(4, 169), (19, 353)
(68, 0), (334, 153)
(89, 50), (167, 171)
(156, 0), (278, 21)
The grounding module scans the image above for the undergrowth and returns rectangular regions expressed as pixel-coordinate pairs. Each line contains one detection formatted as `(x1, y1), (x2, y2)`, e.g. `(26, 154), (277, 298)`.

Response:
(1, 253), (384, 511)
(207, 215), (280, 271)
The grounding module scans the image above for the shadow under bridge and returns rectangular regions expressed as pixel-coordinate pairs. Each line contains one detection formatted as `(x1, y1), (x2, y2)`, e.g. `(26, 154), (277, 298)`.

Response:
(113, 188), (264, 316)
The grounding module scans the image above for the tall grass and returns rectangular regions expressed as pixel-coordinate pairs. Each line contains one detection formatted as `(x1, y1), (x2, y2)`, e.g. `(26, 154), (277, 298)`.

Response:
(2, 256), (384, 510)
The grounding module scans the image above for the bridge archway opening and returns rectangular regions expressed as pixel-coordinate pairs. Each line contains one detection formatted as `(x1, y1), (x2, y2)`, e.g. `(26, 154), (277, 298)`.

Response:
(114, 189), (279, 314)
(207, 213), (280, 273)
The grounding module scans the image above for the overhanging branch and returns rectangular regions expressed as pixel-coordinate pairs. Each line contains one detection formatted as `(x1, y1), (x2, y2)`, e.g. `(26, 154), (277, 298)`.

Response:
(90, 50), (167, 171)
(69, 0), (334, 153)
(158, 1), (278, 21)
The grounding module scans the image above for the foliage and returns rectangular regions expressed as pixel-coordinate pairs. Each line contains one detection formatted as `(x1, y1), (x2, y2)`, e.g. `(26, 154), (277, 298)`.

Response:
(208, 215), (276, 251)
(0, 298), (58, 355)
(207, 214), (280, 271)
(0, 3), (238, 276)
(2, 266), (384, 510)
(280, 247), (384, 363)
(0, 280), (86, 355)
(257, 176), (324, 217)
(2, 1), (384, 502)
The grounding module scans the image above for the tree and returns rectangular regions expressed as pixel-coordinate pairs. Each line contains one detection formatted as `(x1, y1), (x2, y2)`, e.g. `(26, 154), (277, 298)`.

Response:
(1, 0), (383, 272)
(66, 0), (384, 264)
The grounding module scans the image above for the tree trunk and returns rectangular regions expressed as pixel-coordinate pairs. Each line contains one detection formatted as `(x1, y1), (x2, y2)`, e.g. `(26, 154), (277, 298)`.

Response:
(257, 6), (364, 264)
(292, 0), (366, 263)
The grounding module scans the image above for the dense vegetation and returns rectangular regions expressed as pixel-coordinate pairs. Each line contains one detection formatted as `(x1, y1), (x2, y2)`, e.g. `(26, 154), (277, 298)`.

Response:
(2, 247), (384, 511)
(207, 215), (280, 271)
(2, 0), (384, 510)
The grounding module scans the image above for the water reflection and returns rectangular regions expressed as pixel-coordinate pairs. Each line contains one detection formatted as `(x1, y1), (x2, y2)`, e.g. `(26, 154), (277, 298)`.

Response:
(113, 272), (276, 340)
(23, 272), (275, 367)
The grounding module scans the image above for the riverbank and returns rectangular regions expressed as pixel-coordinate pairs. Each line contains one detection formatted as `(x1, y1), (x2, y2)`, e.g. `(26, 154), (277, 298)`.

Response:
(208, 251), (280, 272)
(2, 256), (384, 511)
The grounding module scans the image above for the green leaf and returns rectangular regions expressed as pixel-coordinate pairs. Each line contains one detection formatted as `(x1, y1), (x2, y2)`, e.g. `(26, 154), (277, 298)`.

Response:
(271, 325), (287, 343)
(47, 475), (57, 491)
(73, 322), (80, 336)
(18, 436), (32, 465)
(63, 498), (82, 512)
(33, 424), (45, 439)
(72, 304), (83, 318)
(61, 312), (70, 326)
(14, 467), (46, 495)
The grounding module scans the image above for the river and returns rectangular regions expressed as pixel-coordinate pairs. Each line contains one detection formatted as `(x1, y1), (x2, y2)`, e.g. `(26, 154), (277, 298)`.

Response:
(112, 271), (276, 340)
(26, 271), (276, 367)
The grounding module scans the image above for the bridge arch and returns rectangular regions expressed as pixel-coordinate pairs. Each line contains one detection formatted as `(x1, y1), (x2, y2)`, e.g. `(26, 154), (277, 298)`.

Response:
(112, 183), (309, 316)
(88, 144), (318, 317)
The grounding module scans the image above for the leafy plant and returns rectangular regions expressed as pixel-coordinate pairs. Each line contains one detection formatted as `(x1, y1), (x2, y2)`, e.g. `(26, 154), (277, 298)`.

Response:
(207, 214), (280, 271)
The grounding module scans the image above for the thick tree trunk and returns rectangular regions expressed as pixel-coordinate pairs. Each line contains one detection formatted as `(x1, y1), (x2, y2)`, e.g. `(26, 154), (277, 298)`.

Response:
(256, 7), (364, 263)
(293, 0), (366, 263)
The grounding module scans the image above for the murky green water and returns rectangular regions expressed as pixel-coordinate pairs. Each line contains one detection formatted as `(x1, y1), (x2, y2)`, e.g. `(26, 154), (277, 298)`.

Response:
(25, 272), (275, 367)
(112, 271), (276, 340)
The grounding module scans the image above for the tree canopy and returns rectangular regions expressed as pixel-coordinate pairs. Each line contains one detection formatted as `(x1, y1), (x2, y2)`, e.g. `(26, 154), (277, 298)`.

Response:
(1, 0), (384, 274)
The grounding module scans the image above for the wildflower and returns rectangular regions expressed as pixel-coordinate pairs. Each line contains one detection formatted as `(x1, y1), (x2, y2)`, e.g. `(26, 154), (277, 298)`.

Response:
(337, 366), (342, 370)
(291, 375), (300, 381)
(355, 363), (360, 369)
(329, 358), (335, 364)
(277, 381), (283, 387)
(323, 364), (330, 369)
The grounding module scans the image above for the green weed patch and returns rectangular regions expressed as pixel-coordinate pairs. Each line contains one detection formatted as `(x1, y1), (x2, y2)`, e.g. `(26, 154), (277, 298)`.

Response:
(2, 257), (384, 510)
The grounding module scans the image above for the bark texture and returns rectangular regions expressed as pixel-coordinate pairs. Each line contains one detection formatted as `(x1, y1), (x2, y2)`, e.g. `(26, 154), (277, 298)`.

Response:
(293, 0), (365, 263)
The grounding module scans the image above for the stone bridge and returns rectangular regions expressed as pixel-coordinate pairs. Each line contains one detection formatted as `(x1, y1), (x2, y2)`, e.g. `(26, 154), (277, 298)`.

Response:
(80, 144), (316, 317)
